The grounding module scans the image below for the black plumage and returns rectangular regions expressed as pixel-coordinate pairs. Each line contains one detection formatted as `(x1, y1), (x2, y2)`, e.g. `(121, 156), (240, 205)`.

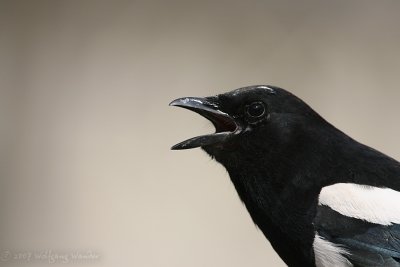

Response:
(170, 85), (400, 267)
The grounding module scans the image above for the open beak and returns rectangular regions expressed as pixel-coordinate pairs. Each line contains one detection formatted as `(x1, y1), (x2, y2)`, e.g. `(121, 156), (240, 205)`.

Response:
(170, 97), (240, 150)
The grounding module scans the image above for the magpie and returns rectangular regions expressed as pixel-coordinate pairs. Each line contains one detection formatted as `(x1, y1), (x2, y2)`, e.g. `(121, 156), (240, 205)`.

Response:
(170, 85), (400, 267)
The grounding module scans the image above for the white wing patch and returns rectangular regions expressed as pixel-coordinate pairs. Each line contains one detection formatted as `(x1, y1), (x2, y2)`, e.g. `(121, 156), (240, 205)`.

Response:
(319, 183), (400, 225)
(313, 234), (352, 267)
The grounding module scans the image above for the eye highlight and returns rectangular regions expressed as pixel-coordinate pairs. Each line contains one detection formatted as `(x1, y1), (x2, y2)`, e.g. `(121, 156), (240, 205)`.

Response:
(246, 102), (265, 118)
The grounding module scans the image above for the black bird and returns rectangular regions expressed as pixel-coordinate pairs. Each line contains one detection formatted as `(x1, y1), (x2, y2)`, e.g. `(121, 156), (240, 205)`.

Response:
(170, 85), (400, 267)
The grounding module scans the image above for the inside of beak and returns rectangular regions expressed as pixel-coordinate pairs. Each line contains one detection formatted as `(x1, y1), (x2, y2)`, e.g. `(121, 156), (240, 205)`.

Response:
(169, 97), (240, 150)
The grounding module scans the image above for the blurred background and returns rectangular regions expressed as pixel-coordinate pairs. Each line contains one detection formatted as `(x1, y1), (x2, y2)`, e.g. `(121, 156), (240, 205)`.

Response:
(1, 0), (400, 266)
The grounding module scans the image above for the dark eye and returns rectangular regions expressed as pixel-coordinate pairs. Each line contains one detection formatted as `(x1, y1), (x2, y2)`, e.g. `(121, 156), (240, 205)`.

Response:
(246, 102), (265, 118)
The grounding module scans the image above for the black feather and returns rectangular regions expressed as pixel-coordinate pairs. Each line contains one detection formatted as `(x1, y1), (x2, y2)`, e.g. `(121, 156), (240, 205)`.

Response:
(171, 85), (400, 267)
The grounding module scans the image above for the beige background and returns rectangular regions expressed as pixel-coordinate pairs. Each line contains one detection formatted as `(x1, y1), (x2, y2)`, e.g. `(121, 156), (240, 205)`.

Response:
(1, 1), (400, 266)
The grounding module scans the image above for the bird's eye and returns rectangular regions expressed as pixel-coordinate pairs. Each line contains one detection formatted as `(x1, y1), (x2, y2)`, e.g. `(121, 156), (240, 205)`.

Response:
(246, 102), (265, 118)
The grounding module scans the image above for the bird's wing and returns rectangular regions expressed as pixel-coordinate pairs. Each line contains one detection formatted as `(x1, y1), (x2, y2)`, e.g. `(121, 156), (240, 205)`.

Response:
(313, 183), (400, 267)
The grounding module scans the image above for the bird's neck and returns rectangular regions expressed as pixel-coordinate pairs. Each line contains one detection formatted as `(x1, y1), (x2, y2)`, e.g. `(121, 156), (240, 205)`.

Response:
(220, 125), (340, 266)
(226, 164), (319, 267)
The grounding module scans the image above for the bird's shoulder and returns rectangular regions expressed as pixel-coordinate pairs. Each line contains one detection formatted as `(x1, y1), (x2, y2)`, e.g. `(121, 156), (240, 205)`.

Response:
(313, 183), (400, 267)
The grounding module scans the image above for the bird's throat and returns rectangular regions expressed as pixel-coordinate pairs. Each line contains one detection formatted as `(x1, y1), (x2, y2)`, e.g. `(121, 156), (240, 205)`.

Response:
(226, 167), (318, 267)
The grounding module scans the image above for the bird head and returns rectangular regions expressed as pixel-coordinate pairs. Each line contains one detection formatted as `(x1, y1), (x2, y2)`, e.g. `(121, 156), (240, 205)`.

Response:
(170, 85), (325, 169)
